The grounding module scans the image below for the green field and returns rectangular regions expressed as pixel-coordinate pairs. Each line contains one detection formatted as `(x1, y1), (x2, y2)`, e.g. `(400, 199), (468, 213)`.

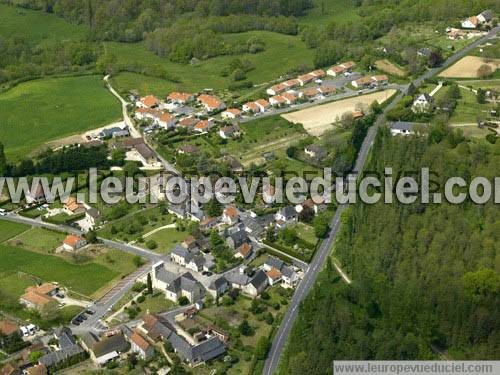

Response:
(0, 221), (30, 243)
(0, 244), (119, 297)
(0, 3), (87, 43)
(0, 75), (121, 160)
(299, 0), (360, 27)
(106, 30), (313, 94)
(8, 227), (65, 254)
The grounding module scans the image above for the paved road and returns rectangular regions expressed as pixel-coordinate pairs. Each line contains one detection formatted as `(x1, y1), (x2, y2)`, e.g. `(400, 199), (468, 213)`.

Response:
(262, 26), (499, 375)
(103, 75), (180, 176)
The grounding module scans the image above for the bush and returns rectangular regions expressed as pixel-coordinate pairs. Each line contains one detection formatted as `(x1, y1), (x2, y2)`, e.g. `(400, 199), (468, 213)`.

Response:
(178, 296), (190, 306)
(136, 295), (146, 303)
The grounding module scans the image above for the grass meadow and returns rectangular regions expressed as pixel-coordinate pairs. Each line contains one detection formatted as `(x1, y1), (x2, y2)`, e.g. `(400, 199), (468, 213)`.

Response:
(106, 30), (313, 95)
(0, 75), (121, 160)
(0, 3), (87, 43)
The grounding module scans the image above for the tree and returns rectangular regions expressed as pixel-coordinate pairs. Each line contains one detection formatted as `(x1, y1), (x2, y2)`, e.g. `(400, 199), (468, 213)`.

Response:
(178, 296), (190, 306)
(85, 230), (97, 244)
(463, 268), (499, 302)
(0, 143), (6, 176)
(255, 336), (271, 359)
(238, 319), (254, 336)
(146, 239), (157, 250)
(477, 64), (493, 79)
(133, 255), (144, 267)
(428, 50), (443, 68)
(477, 88), (486, 104)
(146, 273), (153, 294)
(40, 300), (61, 323)
(313, 214), (329, 238)
(205, 198), (223, 217)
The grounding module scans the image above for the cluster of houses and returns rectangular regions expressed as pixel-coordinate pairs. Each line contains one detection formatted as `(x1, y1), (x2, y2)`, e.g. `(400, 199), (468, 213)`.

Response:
(460, 10), (494, 29)
(134, 93), (223, 134)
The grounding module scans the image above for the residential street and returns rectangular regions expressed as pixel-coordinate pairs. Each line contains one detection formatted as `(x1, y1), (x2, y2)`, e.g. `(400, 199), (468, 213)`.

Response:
(262, 26), (499, 375)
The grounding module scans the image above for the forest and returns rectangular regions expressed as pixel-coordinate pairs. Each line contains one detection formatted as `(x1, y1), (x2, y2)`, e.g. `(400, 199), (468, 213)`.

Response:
(278, 126), (500, 374)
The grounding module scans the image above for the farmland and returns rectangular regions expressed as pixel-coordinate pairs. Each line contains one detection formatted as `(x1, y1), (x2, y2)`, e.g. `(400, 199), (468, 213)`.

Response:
(0, 3), (86, 43)
(105, 30), (313, 94)
(375, 59), (407, 77)
(0, 220), (29, 243)
(283, 89), (397, 136)
(439, 56), (500, 78)
(299, 0), (360, 27)
(0, 75), (121, 160)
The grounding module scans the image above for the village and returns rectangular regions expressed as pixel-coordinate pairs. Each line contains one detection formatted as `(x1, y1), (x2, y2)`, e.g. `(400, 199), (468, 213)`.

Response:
(0, 6), (499, 374)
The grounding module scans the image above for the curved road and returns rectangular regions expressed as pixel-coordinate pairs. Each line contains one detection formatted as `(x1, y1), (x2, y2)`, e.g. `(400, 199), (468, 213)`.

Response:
(263, 26), (499, 375)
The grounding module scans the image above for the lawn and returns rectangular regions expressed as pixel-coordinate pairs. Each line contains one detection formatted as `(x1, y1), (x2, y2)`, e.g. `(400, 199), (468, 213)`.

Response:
(8, 227), (65, 254)
(146, 227), (189, 254)
(289, 222), (318, 245)
(447, 88), (495, 124)
(0, 75), (121, 160)
(105, 30), (313, 94)
(0, 3), (87, 43)
(0, 221), (30, 243)
(0, 244), (119, 297)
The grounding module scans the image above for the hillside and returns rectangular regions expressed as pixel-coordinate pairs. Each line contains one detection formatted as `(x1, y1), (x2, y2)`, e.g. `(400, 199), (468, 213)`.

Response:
(278, 127), (500, 374)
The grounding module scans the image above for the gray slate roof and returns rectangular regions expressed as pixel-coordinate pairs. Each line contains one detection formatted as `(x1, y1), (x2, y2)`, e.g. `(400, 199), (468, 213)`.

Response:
(209, 276), (228, 291)
(265, 256), (285, 271)
(92, 334), (129, 358)
(39, 344), (84, 367)
(250, 270), (268, 290)
(54, 327), (76, 349)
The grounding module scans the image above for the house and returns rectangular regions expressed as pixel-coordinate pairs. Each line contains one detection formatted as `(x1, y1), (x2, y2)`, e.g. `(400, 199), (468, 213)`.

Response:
(304, 144), (326, 160)
(197, 94), (225, 112)
(318, 86), (336, 96)
(447, 28), (467, 40)
(352, 75), (389, 88)
(263, 256), (299, 288)
(135, 143), (157, 165)
(225, 267), (251, 290)
(186, 254), (215, 273)
(269, 95), (287, 106)
(25, 183), (45, 205)
(0, 320), (18, 337)
(266, 267), (282, 286)
(302, 196), (327, 214)
(255, 99), (271, 112)
(477, 10), (493, 24)
(98, 126), (129, 139)
(63, 197), (85, 215)
(88, 333), (129, 366)
(85, 208), (100, 228)
(122, 138), (145, 150)
(151, 262), (204, 303)
(219, 125), (241, 139)
(226, 230), (249, 250)
(222, 206), (239, 225)
(262, 184), (276, 204)
(182, 235), (198, 250)
(62, 235), (87, 251)
(389, 121), (426, 136)
(1, 363), (19, 375)
(235, 243), (252, 259)
(136, 95), (160, 109)
(20, 283), (58, 310)
(266, 83), (288, 96)
(167, 92), (194, 105)
(241, 216), (265, 241)
(177, 144), (200, 155)
(158, 112), (177, 129)
(207, 277), (229, 298)
(199, 217), (219, 232)
(178, 117), (199, 129)
(242, 270), (268, 297)
(327, 61), (356, 76)
(38, 328), (84, 371)
(129, 330), (154, 359)
(170, 245), (193, 266)
(194, 119), (215, 133)
(221, 108), (242, 120)
(461, 16), (479, 29)
(297, 73), (316, 86)
(135, 107), (156, 121)
(275, 206), (298, 225)
(242, 101), (261, 113)
(412, 93), (434, 113)
(299, 87), (320, 99)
